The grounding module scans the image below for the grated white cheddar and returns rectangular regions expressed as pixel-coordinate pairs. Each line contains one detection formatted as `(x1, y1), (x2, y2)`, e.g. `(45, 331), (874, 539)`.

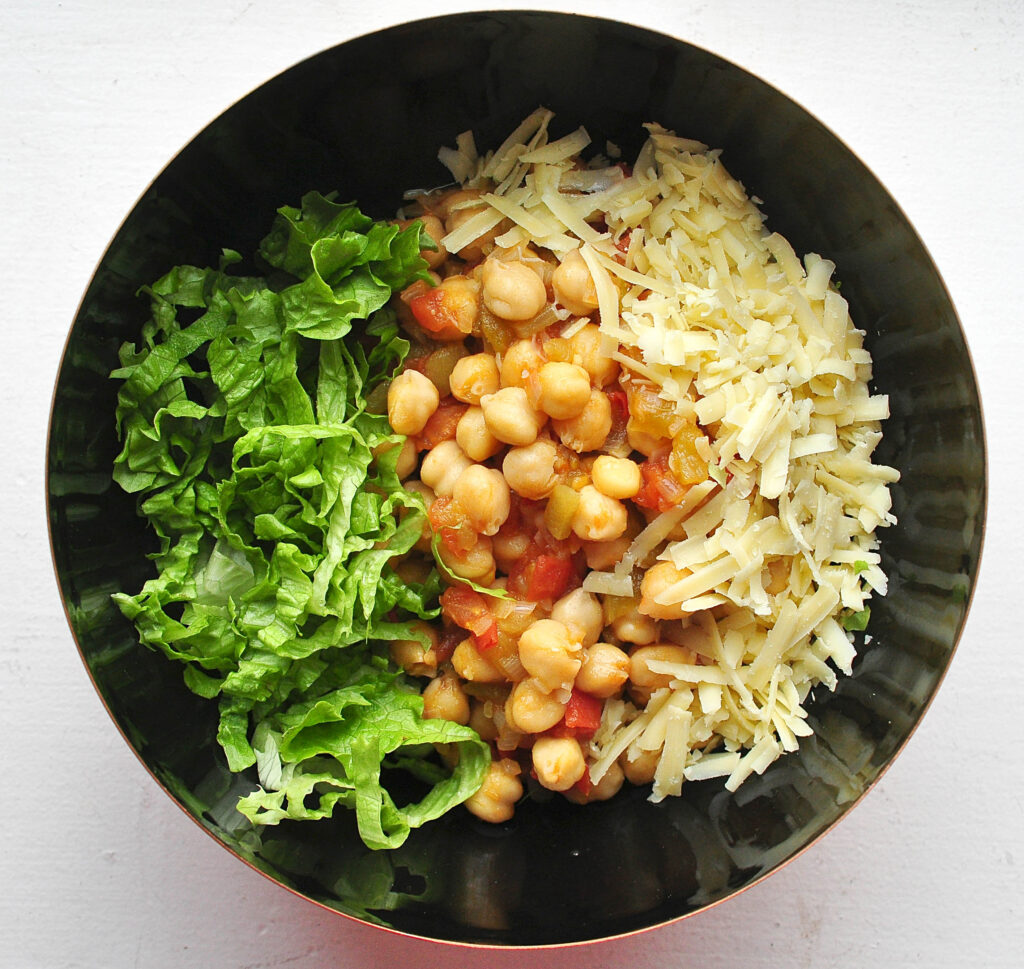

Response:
(436, 111), (899, 804)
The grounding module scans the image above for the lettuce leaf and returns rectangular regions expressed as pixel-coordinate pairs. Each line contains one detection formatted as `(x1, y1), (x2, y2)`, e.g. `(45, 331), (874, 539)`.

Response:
(236, 670), (490, 850)
(111, 193), (488, 849)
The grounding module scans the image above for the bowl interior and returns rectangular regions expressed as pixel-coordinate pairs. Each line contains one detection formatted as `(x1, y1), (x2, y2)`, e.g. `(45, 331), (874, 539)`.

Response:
(48, 10), (985, 945)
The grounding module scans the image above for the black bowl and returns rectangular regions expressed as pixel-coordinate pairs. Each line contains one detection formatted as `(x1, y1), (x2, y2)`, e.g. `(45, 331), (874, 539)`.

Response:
(47, 10), (985, 946)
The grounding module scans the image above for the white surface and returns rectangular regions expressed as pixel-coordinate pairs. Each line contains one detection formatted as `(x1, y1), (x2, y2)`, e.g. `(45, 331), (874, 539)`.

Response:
(2, 0), (1020, 965)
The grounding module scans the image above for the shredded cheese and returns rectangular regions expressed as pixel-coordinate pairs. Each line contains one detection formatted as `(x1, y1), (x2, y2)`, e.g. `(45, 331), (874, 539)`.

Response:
(436, 111), (899, 802)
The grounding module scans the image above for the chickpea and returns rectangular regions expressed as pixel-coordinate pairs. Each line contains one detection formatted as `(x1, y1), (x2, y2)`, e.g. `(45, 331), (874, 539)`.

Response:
(501, 439), (559, 500)
(418, 213), (447, 268)
(536, 361), (592, 421)
(568, 323), (620, 388)
(493, 527), (530, 574)
(387, 369), (440, 435)
(482, 257), (547, 321)
(550, 589), (604, 648)
(499, 339), (546, 389)
(468, 699), (500, 742)
(576, 642), (631, 698)
(399, 214), (447, 269)
(531, 736), (586, 792)
(638, 561), (693, 620)
(422, 669), (471, 724)
(480, 387), (544, 446)
(438, 534), (496, 585)
(492, 700), (525, 753)
(518, 619), (582, 693)
(552, 249), (599, 316)
(620, 744), (661, 786)
(455, 406), (502, 462)
(452, 637), (506, 684)
(442, 189), (507, 262)
(389, 622), (439, 677)
(453, 465), (511, 536)
(374, 436), (418, 480)
(449, 353), (501, 405)
(464, 759), (523, 823)
(420, 439), (473, 498)
(395, 437), (419, 480)
(591, 455), (641, 499)
(583, 532), (633, 572)
(629, 643), (697, 690)
(572, 485), (628, 543)
(564, 759), (624, 804)
(507, 678), (567, 733)
(605, 599), (659, 646)
(500, 242), (554, 288)
(437, 186), (482, 218)
(402, 478), (435, 504)
(552, 388), (612, 453)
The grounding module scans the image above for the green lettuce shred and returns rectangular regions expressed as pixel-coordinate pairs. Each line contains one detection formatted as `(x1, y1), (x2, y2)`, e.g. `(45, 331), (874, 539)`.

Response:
(110, 192), (488, 850)
(841, 606), (871, 632)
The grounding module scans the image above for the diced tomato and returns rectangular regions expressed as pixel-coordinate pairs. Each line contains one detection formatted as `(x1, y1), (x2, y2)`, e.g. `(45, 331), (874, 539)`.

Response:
(442, 527), (476, 559)
(435, 626), (463, 664)
(417, 397), (468, 450)
(613, 230), (632, 255)
(428, 496), (475, 558)
(571, 764), (593, 798)
(607, 388), (629, 425)
(563, 688), (604, 736)
(505, 557), (531, 599)
(408, 276), (478, 341)
(473, 622), (499, 652)
(634, 453), (689, 512)
(507, 547), (578, 602)
(547, 690), (604, 743)
(526, 554), (575, 601)
(428, 495), (462, 530)
(409, 288), (453, 333)
(440, 585), (497, 648)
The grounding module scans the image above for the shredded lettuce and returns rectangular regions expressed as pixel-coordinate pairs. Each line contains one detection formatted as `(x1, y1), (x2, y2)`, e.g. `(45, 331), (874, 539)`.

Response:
(841, 606), (871, 632)
(111, 192), (488, 850)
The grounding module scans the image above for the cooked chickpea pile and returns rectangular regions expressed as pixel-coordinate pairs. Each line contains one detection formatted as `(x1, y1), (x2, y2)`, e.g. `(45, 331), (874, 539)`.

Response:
(383, 189), (714, 823)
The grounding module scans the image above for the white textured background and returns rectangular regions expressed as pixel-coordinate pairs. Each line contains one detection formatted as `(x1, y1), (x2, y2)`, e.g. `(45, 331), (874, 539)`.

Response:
(2, 1), (1020, 966)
